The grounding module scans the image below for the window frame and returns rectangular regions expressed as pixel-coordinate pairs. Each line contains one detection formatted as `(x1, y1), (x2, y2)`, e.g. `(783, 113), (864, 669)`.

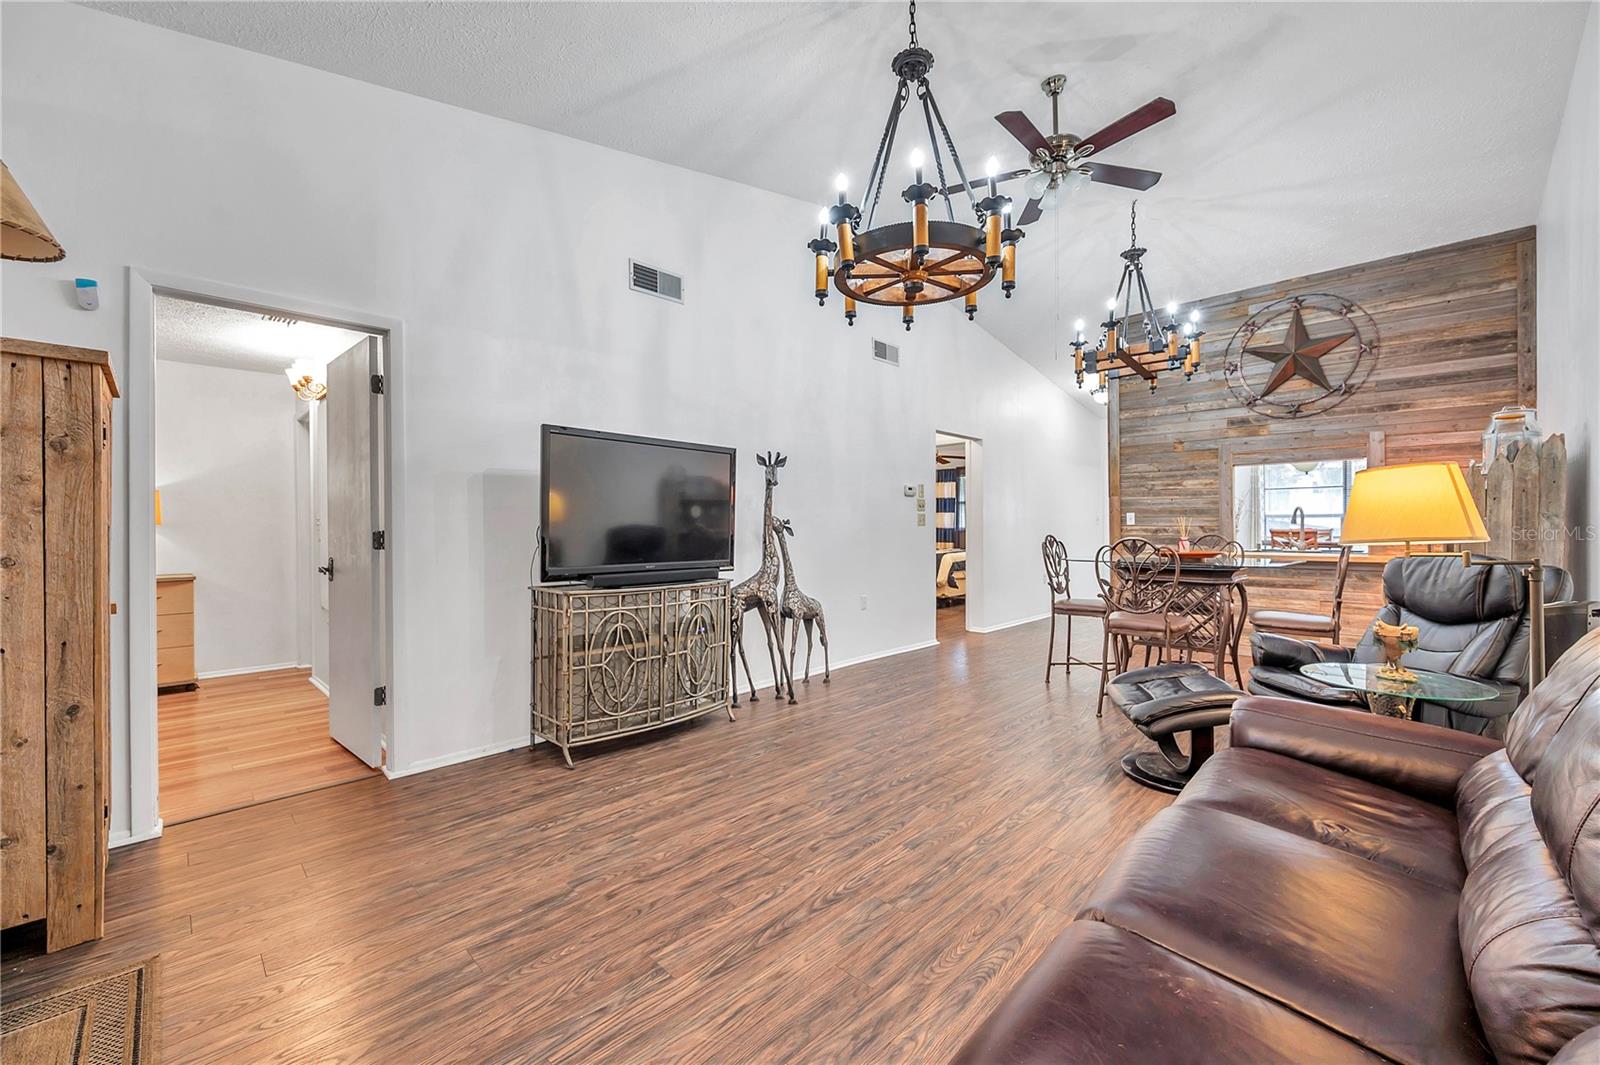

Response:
(1218, 430), (1385, 550)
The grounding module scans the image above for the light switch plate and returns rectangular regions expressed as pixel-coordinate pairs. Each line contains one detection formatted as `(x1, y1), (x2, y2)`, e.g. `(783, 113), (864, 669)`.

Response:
(1125, 512), (1136, 525)
(917, 514), (926, 526)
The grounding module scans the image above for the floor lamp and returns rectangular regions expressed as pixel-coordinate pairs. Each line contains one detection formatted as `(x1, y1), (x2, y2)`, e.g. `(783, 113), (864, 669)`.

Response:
(1341, 461), (1548, 687)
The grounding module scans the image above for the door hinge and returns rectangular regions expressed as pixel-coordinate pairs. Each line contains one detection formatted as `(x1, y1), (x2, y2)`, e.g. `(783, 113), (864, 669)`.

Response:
(370, 373), (385, 395)
(372, 530), (386, 550)
(374, 685), (387, 706)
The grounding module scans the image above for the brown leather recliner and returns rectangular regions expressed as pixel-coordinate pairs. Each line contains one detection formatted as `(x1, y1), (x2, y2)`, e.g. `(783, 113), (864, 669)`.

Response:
(954, 626), (1600, 1065)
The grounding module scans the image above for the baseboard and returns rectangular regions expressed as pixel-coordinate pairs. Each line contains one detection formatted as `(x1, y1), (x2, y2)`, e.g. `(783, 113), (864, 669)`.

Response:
(384, 736), (529, 779)
(966, 612), (1049, 635)
(308, 675), (330, 696)
(733, 636), (939, 691)
(110, 818), (164, 849)
(196, 661), (303, 680)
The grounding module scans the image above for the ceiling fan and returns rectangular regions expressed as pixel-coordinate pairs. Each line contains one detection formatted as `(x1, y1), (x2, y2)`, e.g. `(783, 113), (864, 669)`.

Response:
(947, 75), (1176, 225)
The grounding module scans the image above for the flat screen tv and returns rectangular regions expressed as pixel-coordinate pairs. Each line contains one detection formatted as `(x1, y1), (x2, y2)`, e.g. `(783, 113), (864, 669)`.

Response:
(540, 425), (736, 585)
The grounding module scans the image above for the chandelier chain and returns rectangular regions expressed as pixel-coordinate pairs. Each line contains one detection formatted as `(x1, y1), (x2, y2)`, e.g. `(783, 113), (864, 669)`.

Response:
(918, 86), (955, 222)
(1130, 198), (1138, 246)
(923, 83), (980, 218)
(908, 0), (918, 46)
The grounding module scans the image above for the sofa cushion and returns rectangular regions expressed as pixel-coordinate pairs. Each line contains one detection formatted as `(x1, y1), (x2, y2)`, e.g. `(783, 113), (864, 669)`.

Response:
(951, 920), (1392, 1065)
(1178, 746), (1464, 889)
(1457, 751), (1534, 869)
(1505, 628), (1600, 784)
(1079, 803), (1490, 1065)
(1458, 773), (1600, 1065)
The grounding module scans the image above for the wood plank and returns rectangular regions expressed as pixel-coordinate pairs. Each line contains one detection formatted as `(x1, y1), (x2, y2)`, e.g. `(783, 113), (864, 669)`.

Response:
(0, 337), (117, 397)
(1, 353), (47, 927)
(1112, 228), (1535, 625)
(1516, 237), (1537, 407)
(94, 373), (112, 936)
(2, 610), (1172, 1060)
(42, 357), (100, 950)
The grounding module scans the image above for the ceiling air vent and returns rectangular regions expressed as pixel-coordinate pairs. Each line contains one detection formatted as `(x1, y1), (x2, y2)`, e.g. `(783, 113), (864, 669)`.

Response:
(629, 260), (683, 303)
(872, 339), (900, 367)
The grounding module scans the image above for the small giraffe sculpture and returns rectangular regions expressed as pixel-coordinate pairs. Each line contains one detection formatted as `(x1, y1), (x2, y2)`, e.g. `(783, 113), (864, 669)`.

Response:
(729, 452), (790, 705)
(772, 515), (830, 694)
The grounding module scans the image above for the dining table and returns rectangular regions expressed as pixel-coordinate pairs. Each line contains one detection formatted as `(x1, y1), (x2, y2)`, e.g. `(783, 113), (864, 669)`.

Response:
(1069, 555), (1305, 685)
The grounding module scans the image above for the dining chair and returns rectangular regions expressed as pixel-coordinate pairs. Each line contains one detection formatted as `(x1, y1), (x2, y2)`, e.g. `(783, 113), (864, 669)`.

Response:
(1248, 544), (1353, 645)
(1042, 534), (1109, 687)
(1189, 535), (1248, 685)
(1094, 538), (1193, 714)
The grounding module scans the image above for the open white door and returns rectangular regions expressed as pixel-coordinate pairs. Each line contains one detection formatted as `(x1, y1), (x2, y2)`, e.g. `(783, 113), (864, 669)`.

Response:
(324, 337), (382, 766)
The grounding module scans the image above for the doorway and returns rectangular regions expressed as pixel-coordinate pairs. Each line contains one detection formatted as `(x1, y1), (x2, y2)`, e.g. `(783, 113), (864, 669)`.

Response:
(934, 432), (971, 640)
(150, 292), (386, 824)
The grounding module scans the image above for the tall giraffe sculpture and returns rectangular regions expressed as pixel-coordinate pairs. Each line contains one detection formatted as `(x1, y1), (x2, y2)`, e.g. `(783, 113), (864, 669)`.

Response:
(773, 515), (830, 694)
(729, 452), (790, 706)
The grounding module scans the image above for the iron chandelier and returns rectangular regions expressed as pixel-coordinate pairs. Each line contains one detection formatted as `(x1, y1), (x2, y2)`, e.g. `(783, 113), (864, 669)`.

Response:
(808, 0), (1023, 331)
(1072, 201), (1203, 401)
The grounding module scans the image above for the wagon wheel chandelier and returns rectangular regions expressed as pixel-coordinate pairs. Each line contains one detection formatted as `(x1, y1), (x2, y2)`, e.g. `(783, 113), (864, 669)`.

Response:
(1070, 201), (1204, 402)
(808, 0), (1022, 331)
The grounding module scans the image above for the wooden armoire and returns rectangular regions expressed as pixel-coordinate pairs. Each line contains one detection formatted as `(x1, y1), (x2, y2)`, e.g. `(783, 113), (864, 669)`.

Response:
(2, 336), (115, 951)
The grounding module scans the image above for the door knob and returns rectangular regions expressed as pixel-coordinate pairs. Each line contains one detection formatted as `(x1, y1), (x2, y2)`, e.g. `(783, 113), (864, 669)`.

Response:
(318, 556), (335, 582)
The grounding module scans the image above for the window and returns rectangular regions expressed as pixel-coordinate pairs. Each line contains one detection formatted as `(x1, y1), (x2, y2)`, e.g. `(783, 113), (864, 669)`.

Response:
(1231, 458), (1367, 551)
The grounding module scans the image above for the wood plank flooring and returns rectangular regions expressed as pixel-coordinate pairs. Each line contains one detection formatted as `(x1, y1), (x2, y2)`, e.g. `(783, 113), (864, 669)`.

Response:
(157, 668), (378, 824)
(4, 614), (1171, 1063)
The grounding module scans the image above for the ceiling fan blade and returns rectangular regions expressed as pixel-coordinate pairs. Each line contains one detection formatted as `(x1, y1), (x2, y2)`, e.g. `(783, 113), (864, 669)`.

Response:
(939, 168), (1029, 196)
(1085, 161), (1163, 191)
(1016, 197), (1044, 226)
(995, 111), (1051, 157)
(1078, 97), (1176, 156)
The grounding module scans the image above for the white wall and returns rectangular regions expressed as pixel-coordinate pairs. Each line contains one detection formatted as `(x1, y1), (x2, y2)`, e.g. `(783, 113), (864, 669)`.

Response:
(1537, 4), (1600, 599)
(0, 3), (1107, 839)
(155, 360), (299, 674)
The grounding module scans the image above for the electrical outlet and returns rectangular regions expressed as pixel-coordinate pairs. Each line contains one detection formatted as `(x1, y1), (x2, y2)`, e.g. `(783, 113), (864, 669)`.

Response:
(916, 499), (926, 511)
(1125, 511), (1136, 525)
(917, 514), (927, 527)
(859, 595), (868, 611)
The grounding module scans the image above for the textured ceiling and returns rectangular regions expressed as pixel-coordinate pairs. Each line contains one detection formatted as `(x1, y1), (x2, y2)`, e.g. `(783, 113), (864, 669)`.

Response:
(94, 2), (1589, 405)
(155, 295), (372, 375)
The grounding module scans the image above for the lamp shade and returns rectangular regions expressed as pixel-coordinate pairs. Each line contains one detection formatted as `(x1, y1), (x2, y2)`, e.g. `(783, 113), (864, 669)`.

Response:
(1, 161), (65, 262)
(1341, 462), (1489, 546)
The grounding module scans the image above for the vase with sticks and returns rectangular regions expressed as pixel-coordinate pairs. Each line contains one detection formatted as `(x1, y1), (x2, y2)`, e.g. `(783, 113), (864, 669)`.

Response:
(1176, 516), (1191, 552)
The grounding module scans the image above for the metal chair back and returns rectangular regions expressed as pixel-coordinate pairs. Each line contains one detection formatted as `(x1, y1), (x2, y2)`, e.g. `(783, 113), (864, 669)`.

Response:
(1042, 534), (1071, 598)
(1096, 538), (1182, 615)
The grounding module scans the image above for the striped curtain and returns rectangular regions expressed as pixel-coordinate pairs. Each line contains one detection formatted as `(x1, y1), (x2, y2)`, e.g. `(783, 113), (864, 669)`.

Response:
(935, 467), (965, 548)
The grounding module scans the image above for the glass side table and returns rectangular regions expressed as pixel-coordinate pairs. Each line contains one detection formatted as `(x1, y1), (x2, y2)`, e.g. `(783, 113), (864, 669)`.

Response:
(1299, 662), (1503, 721)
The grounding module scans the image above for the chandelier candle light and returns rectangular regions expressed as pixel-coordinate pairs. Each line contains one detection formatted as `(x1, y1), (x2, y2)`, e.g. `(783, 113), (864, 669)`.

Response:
(809, 0), (1022, 331)
(1072, 201), (1203, 396)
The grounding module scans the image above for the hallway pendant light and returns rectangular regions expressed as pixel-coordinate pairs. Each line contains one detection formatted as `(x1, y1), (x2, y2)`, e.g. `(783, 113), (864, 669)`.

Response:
(286, 359), (327, 401)
(1, 161), (65, 262)
(808, 0), (1025, 331)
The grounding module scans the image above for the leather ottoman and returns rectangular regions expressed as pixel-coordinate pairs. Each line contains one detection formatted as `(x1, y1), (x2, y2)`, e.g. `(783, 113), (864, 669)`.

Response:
(1109, 662), (1243, 792)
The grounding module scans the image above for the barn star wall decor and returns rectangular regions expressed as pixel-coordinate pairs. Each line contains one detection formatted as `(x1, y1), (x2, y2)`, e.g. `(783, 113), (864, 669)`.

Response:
(1223, 293), (1378, 418)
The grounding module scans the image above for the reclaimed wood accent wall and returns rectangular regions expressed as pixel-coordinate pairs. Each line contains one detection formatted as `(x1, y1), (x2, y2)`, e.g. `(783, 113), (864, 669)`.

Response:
(1, 337), (116, 951)
(1109, 227), (1536, 646)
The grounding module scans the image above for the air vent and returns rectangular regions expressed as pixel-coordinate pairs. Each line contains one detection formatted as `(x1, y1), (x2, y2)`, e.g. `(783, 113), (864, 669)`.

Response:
(629, 260), (683, 303)
(872, 339), (900, 366)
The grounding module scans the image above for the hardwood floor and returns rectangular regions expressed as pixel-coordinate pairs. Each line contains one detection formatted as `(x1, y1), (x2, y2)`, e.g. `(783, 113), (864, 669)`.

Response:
(157, 668), (378, 824)
(4, 615), (1171, 1063)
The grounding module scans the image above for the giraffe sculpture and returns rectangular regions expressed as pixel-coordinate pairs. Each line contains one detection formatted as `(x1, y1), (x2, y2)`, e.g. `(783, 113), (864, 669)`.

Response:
(772, 515), (830, 694)
(729, 452), (790, 706)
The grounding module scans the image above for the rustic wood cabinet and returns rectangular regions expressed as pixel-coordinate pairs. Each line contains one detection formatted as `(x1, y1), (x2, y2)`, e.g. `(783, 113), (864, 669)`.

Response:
(156, 573), (198, 691)
(1, 337), (115, 951)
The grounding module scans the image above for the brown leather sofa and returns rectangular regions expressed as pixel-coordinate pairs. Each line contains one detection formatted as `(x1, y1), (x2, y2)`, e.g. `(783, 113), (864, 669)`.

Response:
(955, 627), (1600, 1065)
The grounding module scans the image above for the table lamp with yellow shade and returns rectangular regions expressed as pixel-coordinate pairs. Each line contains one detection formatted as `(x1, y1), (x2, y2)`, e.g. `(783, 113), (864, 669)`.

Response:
(1341, 461), (1550, 686)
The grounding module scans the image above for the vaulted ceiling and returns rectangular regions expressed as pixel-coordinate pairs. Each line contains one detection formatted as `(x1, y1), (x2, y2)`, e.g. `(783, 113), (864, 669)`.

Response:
(91, 2), (1590, 405)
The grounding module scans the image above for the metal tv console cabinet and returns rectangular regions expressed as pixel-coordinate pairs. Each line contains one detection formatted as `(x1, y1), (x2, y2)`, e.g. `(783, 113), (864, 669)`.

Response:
(531, 579), (732, 767)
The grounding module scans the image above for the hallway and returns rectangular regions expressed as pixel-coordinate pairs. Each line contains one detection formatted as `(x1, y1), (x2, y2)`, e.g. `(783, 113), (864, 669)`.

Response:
(158, 669), (378, 824)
